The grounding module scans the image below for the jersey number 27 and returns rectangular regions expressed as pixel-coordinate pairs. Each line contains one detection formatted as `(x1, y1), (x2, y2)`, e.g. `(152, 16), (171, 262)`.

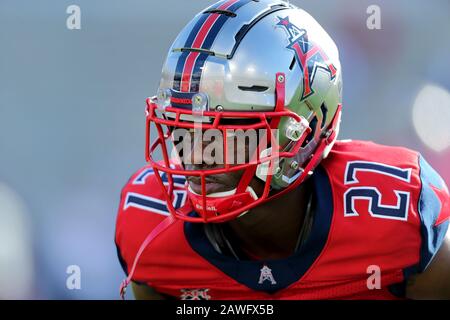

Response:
(343, 161), (412, 221)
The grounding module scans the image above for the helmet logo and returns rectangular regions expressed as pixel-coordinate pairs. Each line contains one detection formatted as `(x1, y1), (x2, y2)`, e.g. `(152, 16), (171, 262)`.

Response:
(277, 16), (337, 100)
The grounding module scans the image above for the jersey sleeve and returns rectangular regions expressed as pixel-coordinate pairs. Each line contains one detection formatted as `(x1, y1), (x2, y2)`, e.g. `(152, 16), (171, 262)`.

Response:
(416, 154), (449, 272)
(114, 165), (188, 282)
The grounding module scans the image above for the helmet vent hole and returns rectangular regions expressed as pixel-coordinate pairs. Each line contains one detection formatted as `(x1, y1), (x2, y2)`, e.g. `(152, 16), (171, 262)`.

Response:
(289, 56), (296, 70)
(203, 9), (237, 17)
(238, 85), (269, 92)
(320, 103), (328, 129)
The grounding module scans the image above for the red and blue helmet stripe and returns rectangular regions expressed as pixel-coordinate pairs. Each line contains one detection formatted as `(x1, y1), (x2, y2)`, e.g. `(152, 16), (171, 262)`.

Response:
(173, 0), (252, 93)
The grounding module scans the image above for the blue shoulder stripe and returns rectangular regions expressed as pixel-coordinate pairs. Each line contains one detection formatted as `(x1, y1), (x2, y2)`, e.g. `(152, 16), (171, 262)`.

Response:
(417, 155), (449, 272)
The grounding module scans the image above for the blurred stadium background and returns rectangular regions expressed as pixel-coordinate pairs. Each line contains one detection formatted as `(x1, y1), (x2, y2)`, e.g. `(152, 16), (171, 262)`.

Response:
(0, 0), (449, 299)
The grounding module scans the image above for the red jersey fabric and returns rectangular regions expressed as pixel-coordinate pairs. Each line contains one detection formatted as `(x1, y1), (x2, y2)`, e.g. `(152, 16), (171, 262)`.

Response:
(115, 140), (449, 299)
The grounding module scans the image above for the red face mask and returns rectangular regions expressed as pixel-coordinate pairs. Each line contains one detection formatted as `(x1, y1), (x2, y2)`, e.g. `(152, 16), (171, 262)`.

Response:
(145, 72), (340, 223)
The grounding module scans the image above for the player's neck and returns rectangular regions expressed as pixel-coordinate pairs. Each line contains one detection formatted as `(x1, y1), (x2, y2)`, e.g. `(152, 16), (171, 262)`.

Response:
(224, 180), (313, 260)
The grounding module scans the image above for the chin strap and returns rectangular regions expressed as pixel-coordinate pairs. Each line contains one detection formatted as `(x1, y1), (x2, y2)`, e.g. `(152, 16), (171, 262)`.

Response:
(119, 214), (177, 299)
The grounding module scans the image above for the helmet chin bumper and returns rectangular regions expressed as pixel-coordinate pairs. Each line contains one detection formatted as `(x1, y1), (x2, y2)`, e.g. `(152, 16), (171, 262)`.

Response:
(187, 185), (258, 221)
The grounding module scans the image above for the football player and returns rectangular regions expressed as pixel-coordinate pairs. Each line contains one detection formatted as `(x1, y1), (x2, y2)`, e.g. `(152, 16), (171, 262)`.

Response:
(115, 0), (450, 299)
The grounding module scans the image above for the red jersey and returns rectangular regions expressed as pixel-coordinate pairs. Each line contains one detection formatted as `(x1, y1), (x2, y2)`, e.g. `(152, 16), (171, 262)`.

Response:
(115, 140), (449, 299)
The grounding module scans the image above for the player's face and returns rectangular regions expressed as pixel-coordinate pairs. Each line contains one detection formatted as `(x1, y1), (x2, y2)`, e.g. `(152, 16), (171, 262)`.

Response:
(179, 122), (264, 195)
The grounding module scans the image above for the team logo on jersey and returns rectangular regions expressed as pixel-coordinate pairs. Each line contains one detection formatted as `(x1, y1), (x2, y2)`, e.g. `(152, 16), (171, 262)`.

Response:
(180, 288), (211, 300)
(258, 265), (277, 285)
(277, 16), (337, 101)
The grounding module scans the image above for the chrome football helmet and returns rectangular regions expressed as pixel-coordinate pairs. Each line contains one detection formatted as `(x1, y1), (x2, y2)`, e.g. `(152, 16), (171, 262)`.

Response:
(145, 0), (343, 223)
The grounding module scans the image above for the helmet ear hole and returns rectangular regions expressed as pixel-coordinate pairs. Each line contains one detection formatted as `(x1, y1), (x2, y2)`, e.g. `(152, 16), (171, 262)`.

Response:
(302, 116), (317, 148)
(300, 102), (328, 148)
(320, 103), (328, 129)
